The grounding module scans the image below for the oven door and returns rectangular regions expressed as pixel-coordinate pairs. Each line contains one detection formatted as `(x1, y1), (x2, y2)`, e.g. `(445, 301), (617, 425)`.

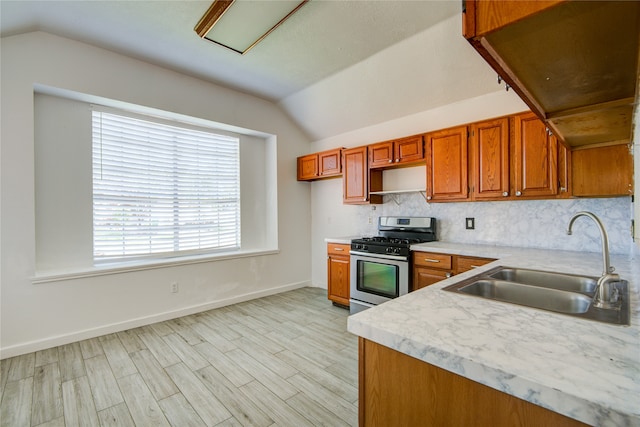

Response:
(350, 252), (409, 308)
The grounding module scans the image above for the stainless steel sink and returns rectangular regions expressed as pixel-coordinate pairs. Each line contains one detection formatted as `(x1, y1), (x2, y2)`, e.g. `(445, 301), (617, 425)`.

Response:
(456, 279), (592, 314)
(443, 266), (630, 325)
(487, 268), (597, 294)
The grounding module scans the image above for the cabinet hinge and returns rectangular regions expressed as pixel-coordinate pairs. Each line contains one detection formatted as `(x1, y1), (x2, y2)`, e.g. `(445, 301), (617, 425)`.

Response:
(632, 220), (635, 238)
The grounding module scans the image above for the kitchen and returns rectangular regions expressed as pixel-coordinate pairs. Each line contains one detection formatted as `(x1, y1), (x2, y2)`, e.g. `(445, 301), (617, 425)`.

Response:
(2, 1), (639, 426)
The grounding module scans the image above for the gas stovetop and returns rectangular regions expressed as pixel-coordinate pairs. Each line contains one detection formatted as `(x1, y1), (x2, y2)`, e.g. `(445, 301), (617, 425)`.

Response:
(351, 216), (437, 257)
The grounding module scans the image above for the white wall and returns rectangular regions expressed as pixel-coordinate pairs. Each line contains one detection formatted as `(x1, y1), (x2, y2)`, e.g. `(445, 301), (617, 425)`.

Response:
(308, 91), (637, 288)
(280, 14), (502, 141)
(0, 32), (313, 357)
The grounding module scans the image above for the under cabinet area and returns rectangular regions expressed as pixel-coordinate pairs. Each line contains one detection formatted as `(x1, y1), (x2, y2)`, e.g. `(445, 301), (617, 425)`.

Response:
(327, 243), (350, 307)
(462, 0), (639, 148)
(412, 251), (495, 290)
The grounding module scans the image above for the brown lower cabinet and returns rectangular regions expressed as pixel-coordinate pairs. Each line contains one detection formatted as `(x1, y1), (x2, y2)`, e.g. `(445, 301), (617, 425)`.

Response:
(413, 251), (494, 290)
(327, 243), (350, 307)
(359, 338), (588, 427)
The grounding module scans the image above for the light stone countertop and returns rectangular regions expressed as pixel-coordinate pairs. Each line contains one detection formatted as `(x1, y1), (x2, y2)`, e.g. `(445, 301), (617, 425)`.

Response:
(324, 236), (359, 245)
(347, 242), (640, 427)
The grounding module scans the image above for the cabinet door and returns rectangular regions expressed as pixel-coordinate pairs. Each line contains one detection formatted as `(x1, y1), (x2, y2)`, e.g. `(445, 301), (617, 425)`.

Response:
(471, 117), (510, 200)
(512, 113), (558, 198)
(572, 144), (633, 197)
(319, 148), (342, 177)
(328, 253), (350, 307)
(413, 267), (451, 291)
(343, 147), (382, 204)
(395, 135), (424, 165)
(425, 126), (469, 202)
(455, 256), (494, 274)
(557, 141), (571, 198)
(369, 141), (394, 169)
(297, 154), (318, 181)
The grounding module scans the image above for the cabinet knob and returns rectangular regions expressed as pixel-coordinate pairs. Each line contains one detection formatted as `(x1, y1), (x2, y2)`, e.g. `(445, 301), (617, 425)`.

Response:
(426, 196), (432, 200)
(388, 159), (393, 163)
(395, 159), (399, 162)
(515, 191), (522, 197)
(560, 187), (567, 192)
(445, 272), (452, 278)
(502, 191), (508, 197)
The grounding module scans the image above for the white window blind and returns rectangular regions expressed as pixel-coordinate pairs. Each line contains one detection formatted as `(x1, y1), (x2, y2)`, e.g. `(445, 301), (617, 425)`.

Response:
(92, 110), (240, 261)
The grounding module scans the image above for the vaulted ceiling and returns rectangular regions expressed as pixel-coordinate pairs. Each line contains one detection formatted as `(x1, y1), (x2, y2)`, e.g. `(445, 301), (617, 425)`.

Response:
(1, 1), (503, 141)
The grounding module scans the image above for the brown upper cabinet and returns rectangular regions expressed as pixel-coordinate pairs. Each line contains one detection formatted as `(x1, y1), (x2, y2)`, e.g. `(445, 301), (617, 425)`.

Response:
(425, 126), (469, 202)
(470, 117), (510, 200)
(463, 0), (640, 148)
(342, 146), (382, 205)
(511, 112), (558, 199)
(369, 135), (424, 169)
(572, 144), (633, 197)
(297, 148), (343, 181)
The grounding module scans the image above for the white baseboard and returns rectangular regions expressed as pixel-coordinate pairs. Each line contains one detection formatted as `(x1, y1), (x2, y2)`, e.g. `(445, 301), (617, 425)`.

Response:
(0, 281), (310, 359)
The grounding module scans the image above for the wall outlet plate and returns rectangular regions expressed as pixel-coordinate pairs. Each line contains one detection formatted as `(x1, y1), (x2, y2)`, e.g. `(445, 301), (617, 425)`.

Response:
(466, 218), (475, 230)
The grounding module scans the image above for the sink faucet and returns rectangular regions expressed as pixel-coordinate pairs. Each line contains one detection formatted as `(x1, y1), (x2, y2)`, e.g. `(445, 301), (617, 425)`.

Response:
(566, 211), (620, 309)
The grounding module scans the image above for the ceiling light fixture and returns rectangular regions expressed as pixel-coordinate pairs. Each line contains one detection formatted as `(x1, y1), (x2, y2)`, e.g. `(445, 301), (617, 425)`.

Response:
(195, 0), (309, 55)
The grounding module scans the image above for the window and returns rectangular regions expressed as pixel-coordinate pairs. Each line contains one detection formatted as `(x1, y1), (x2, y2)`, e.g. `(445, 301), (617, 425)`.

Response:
(92, 110), (240, 261)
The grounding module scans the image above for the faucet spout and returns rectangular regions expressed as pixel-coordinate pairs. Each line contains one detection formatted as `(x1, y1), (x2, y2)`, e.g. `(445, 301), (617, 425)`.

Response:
(566, 211), (620, 309)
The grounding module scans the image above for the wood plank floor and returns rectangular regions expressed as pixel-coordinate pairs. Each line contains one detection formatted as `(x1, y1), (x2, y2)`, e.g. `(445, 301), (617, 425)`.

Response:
(0, 287), (358, 426)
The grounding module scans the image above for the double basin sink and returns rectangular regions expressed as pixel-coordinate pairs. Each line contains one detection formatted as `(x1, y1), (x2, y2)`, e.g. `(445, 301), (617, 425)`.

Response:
(443, 266), (629, 325)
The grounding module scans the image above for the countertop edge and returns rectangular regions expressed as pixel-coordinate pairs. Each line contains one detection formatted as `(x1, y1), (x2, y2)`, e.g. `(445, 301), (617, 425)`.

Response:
(347, 242), (640, 426)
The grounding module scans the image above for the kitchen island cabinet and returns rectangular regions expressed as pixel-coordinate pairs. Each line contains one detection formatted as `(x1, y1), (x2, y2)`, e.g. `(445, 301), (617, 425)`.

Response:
(349, 242), (640, 426)
(359, 338), (587, 427)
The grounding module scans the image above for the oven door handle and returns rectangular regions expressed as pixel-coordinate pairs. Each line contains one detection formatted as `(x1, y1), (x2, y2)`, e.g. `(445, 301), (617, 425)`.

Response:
(350, 251), (408, 261)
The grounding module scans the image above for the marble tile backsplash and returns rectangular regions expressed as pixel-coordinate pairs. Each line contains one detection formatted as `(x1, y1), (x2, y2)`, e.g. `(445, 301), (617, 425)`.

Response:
(353, 194), (635, 256)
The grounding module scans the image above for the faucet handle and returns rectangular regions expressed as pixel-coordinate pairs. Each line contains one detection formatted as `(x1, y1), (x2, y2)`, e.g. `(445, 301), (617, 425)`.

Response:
(608, 266), (616, 274)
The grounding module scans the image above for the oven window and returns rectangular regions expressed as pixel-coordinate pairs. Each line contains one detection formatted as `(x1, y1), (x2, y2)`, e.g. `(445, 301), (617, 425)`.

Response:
(357, 260), (399, 298)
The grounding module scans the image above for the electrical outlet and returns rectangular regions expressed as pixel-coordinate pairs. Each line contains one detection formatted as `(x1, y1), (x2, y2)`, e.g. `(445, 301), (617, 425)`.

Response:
(171, 282), (179, 293)
(465, 218), (475, 230)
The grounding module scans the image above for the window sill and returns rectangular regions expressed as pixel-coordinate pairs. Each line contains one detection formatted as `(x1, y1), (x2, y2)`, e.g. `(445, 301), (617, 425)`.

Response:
(32, 248), (280, 284)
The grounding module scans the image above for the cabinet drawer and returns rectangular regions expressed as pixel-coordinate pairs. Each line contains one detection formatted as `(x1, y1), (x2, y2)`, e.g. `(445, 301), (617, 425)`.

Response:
(455, 256), (494, 274)
(328, 243), (350, 256)
(413, 252), (452, 270)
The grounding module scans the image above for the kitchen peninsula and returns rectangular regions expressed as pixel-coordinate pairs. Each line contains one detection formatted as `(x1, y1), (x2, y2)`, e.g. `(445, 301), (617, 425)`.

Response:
(347, 242), (639, 426)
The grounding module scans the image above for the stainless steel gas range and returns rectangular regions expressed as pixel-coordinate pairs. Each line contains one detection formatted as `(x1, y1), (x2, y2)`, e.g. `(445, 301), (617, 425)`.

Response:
(349, 216), (437, 314)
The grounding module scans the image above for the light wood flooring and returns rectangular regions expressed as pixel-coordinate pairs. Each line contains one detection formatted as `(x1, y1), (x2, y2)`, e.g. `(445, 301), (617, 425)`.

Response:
(0, 287), (358, 426)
